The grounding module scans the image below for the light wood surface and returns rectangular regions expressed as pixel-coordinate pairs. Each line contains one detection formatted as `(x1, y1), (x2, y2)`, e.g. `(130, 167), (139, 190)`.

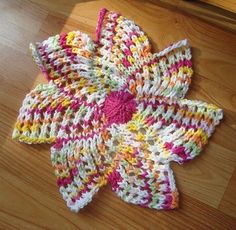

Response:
(0, 0), (236, 229)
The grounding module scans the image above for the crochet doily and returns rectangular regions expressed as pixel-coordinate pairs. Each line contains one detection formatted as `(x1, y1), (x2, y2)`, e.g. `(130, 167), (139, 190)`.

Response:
(13, 8), (223, 212)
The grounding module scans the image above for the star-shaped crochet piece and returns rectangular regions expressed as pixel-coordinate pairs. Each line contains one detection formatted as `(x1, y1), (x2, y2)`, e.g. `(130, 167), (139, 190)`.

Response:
(13, 8), (223, 212)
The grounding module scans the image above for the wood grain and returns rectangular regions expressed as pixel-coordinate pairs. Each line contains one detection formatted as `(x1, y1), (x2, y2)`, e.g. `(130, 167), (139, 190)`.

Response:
(201, 0), (236, 13)
(0, 0), (236, 229)
(148, 0), (236, 33)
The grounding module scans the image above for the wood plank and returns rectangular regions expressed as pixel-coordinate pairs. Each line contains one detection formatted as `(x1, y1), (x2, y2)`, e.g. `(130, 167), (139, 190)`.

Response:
(148, 0), (236, 32)
(219, 168), (236, 218)
(0, 0), (48, 54)
(201, 0), (236, 13)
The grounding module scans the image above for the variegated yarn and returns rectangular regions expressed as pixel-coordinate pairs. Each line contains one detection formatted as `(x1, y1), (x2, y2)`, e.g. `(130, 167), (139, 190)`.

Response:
(13, 8), (223, 212)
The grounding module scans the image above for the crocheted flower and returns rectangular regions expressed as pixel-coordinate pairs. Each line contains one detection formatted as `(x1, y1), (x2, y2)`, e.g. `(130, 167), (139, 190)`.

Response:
(13, 8), (223, 212)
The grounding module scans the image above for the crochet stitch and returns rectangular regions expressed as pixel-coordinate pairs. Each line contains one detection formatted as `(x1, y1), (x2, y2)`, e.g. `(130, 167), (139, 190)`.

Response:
(13, 8), (223, 212)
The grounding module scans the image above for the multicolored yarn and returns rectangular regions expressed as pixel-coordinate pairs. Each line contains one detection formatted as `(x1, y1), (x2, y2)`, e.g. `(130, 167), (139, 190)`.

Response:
(13, 8), (223, 212)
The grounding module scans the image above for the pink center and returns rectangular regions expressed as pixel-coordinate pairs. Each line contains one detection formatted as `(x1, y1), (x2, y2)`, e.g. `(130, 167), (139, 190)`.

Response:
(104, 90), (137, 125)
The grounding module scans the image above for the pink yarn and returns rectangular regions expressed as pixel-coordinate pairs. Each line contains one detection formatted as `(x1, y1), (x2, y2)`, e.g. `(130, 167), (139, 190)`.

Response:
(103, 90), (137, 124)
(95, 8), (107, 43)
(108, 170), (122, 191)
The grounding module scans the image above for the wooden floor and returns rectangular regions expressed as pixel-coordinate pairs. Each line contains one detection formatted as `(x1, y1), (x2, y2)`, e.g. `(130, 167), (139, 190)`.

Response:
(0, 0), (236, 229)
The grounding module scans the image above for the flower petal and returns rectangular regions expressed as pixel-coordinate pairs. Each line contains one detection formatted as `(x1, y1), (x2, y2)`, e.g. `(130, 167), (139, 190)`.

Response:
(97, 9), (153, 88)
(158, 99), (223, 164)
(114, 97), (223, 164)
(108, 150), (179, 210)
(139, 40), (193, 99)
(30, 30), (96, 93)
(50, 133), (114, 212)
(12, 83), (78, 144)
(48, 93), (120, 211)
(125, 40), (193, 100)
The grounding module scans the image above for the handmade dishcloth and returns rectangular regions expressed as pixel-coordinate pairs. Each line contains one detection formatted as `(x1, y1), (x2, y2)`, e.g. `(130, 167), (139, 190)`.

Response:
(13, 8), (223, 212)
